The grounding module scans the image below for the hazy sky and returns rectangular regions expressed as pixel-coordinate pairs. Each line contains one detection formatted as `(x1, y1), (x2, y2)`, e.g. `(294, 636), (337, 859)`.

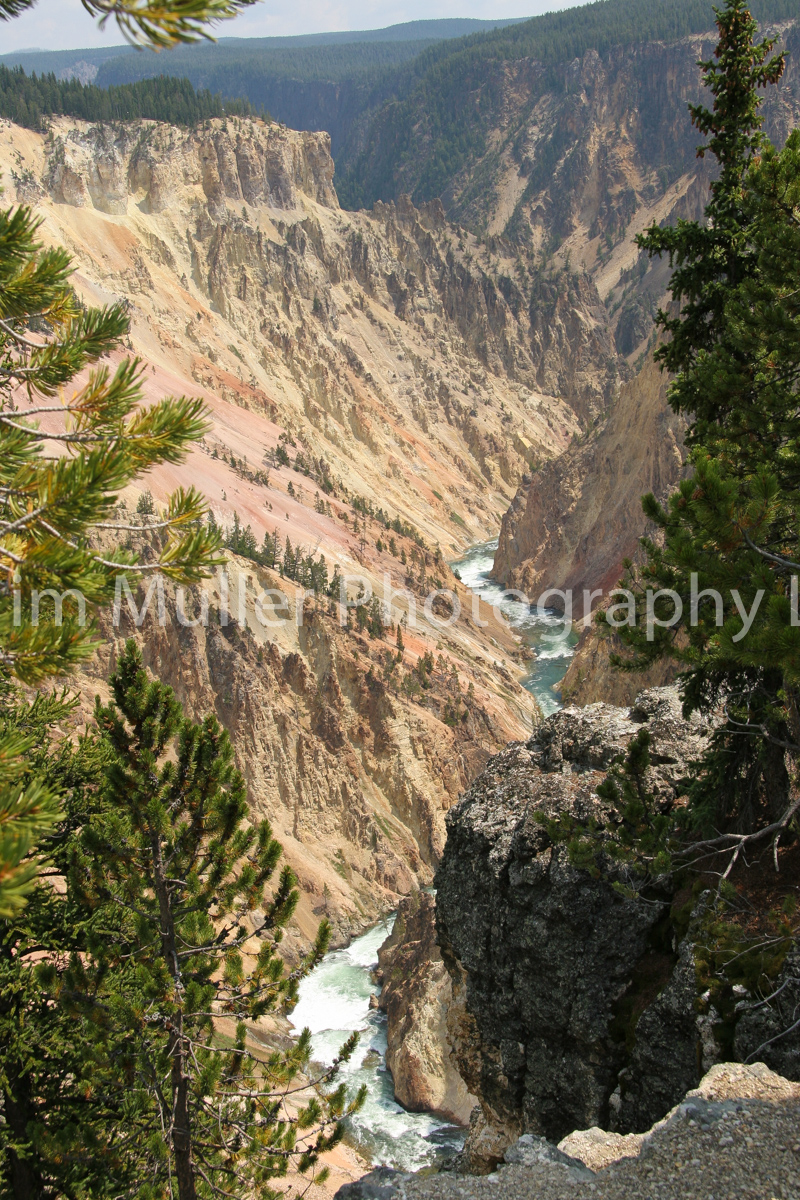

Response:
(2, 0), (587, 53)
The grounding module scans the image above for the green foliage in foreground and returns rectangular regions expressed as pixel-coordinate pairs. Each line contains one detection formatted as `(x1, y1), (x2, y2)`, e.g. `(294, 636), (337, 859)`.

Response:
(605, 1), (800, 834)
(0, 64), (262, 131)
(0, 196), (222, 916)
(0, 0), (272, 913)
(0, 643), (364, 1200)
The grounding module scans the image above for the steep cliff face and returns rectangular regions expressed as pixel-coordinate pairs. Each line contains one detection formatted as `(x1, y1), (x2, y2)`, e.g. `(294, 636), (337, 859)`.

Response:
(527, 270), (620, 425)
(485, 22), (800, 639)
(1, 113), (593, 561)
(375, 892), (477, 1124)
(493, 353), (685, 618)
(434, 689), (714, 1163)
(434, 688), (800, 1169)
(339, 21), (800, 270)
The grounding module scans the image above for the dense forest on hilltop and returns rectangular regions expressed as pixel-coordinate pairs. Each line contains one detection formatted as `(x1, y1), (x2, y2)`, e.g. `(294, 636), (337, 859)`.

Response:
(0, 66), (262, 130)
(334, 0), (800, 207)
(96, 39), (440, 89)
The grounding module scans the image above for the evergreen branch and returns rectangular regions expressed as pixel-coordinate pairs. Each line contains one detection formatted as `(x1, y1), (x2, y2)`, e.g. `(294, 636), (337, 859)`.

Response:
(677, 795), (800, 857)
(0, 316), (46, 348)
(740, 528), (800, 571)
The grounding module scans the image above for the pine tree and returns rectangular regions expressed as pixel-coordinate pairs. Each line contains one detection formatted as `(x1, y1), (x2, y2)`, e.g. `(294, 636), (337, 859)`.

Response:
(283, 537), (296, 581)
(71, 642), (363, 1200)
(228, 510), (243, 553)
(0, 687), (137, 1200)
(0, 0), (257, 47)
(638, 0), (784, 436)
(608, 2), (800, 835)
(0, 0), (263, 923)
(328, 564), (342, 600)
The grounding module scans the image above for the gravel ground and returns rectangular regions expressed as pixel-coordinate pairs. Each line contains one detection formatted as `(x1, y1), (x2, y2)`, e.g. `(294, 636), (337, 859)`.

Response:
(337, 1064), (800, 1200)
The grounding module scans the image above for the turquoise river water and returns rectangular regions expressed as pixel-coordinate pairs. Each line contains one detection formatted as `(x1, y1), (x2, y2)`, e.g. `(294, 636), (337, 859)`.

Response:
(288, 539), (575, 1170)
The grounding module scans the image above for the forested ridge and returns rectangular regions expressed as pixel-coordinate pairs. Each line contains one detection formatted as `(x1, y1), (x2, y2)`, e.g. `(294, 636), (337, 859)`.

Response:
(97, 38), (442, 88)
(0, 65), (262, 130)
(2, 0), (797, 202)
(334, 0), (800, 207)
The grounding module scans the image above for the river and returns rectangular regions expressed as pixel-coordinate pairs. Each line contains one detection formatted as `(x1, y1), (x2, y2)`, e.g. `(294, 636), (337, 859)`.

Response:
(453, 538), (577, 716)
(288, 917), (465, 1171)
(288, 539), (575, 1171)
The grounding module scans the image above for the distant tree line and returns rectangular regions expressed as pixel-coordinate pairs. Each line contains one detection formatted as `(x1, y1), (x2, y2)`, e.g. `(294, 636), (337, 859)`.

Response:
(97, 39), (436, 91)
(0, 64), (263, 131)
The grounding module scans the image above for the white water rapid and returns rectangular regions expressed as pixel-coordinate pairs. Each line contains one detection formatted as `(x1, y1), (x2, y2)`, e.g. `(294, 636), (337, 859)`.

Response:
(452, 538), (577, 716)
(289, 919), (466, 1172)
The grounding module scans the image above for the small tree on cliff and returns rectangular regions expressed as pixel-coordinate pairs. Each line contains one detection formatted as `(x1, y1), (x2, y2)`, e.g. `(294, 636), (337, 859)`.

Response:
(71, 641), (364, 1200)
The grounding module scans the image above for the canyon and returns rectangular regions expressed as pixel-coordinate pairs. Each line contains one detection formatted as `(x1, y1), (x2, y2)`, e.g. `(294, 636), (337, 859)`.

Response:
(6, 9), (800, 1192)
(1, 111), (583, 947)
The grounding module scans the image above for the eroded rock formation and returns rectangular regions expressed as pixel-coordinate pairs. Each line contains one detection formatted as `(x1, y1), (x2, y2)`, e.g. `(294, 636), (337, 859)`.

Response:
(1, 113), (590, 562)
(375, 892), (477, 1124)
(558, 626), (680, 708)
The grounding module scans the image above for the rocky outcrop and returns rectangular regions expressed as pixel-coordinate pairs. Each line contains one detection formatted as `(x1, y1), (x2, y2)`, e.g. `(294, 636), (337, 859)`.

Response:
(492, 352), (686, 620)
(433, 688), (713, 1164)
(375, 892), (477, 1125)
(432, 686), (800, 1169)
(335, 1061), (800, 1200)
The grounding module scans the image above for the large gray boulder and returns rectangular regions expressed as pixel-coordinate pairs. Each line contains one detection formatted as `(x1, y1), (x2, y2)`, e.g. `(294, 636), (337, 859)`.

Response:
(434, 687), (712, 1163)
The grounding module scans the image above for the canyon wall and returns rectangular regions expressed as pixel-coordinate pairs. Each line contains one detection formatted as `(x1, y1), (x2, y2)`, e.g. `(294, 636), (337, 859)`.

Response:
(492, 353), (685, 620)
